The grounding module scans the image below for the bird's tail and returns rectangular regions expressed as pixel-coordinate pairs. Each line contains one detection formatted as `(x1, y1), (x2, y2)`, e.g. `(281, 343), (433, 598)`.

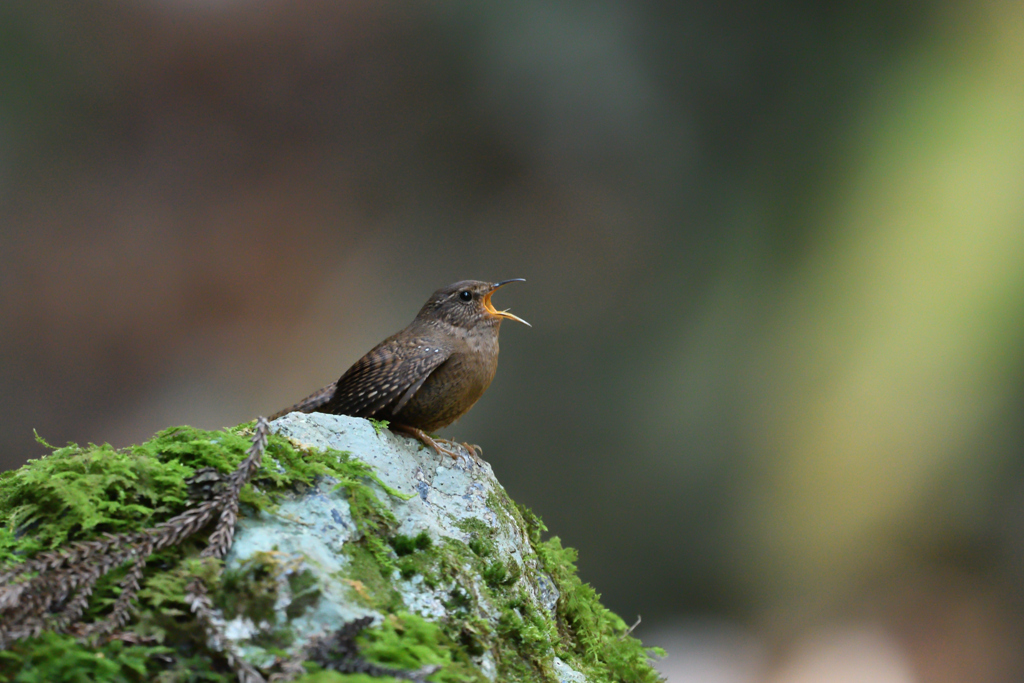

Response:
(267, 382), (338, 421)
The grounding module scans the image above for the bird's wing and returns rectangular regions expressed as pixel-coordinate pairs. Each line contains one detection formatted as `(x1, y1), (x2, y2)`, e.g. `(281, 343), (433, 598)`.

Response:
(325, 336), (451, 418)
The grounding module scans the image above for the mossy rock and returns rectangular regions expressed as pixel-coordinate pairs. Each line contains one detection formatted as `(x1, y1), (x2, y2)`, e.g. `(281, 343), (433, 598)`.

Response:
(0, 414), (663, 683)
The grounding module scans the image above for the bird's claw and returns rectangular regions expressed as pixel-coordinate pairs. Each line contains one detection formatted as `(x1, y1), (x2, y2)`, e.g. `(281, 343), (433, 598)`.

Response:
(392, 425), (483, 466)
(434, 438), (484, 466)
(461, 442), (484, 464)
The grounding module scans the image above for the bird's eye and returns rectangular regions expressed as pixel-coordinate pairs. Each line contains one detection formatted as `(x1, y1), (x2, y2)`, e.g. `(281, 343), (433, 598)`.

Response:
(459, 290), (473, 302)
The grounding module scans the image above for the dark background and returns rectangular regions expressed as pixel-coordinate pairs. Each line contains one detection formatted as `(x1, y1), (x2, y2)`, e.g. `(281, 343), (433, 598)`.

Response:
(3, 2), (1024, 681)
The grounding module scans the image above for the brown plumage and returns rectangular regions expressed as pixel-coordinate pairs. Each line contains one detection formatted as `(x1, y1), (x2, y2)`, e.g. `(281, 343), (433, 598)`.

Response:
(269, 280), (529, 457)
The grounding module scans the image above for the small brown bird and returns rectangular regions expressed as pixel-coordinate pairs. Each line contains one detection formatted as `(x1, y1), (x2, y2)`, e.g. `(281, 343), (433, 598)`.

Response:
(270, 279), (529, 459)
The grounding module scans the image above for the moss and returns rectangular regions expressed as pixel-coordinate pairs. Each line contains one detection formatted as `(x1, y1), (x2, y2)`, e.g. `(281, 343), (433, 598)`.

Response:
(443, 584), (475, 616)
(395, 552), (438, 586)
(218, 552), (284, 624)
(494, 588), (558, 661)
(337, 545), (403, 612)
(293, 673), (397, 683)
(131, 556), (224, 647)
(331, 464), (409, 575)
(389, 530), (432, 557)
(367, 419), (390, 436)
(455, 519), (496, 565)
(0, 631), (220, 683)
(467, 537), (492, 558)
(399, 536), (558, 680)
(534, 537), (665, 683)
(390, 531), (443, 587)
(483, 489), (525, 540)
(0, 424), (415, 682)
(454, 518), (492, 538)
(0, 423), (386, 563)
(0, 439), (192, 561)
(355, 613), (486, 683)
(481, 559), (516, 588)
(338, 512), (565, 681)
(206, 551), (325, 651)
(450, 501), (665, 682)
(1, 424), (665, 683)
(286, 569), (323, 620)
(454, 616), (490, 657)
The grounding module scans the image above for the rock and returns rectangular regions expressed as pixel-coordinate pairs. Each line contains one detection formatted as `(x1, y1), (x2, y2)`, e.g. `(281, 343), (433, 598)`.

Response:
(0, 415), (663, 683)
(553, 656), (590, 683)
(226, 412), (581, 680)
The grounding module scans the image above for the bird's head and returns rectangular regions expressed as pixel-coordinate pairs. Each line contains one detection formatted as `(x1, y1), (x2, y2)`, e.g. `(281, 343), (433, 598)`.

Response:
(418, 279), (530, 330)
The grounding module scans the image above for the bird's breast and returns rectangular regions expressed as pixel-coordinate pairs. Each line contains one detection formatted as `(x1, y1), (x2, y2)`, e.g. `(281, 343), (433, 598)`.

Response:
(392, 328), (500, 431)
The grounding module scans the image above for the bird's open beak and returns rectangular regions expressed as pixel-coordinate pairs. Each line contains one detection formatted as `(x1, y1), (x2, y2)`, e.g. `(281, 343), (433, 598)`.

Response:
(483, 279), (530, 327)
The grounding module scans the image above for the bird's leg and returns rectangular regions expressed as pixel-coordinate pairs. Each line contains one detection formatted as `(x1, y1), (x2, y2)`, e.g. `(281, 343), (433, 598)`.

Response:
(391, 424), (462, 461)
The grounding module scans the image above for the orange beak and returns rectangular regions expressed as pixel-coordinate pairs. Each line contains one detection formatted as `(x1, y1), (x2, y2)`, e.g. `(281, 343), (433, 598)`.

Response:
(483, 279), (530, 327)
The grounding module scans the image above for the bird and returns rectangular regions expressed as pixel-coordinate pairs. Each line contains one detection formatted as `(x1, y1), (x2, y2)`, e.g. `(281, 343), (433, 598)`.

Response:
(269, 279), (529, 459)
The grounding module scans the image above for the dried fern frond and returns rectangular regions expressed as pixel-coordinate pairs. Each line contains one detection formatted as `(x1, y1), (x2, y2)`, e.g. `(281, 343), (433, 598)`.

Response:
(185, 576), (266, 683)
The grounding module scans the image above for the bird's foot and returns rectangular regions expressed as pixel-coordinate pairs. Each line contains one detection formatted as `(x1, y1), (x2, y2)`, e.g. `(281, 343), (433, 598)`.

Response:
(391, 425), (482, 466)
(461, 441), (484, 464)
(436, 439), (483, 466)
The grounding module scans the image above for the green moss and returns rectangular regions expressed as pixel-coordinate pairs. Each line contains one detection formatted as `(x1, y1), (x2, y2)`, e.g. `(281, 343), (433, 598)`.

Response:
(291, 673), (344, 683)
(442, 584), (474, 616)
(467, 537), (492, 558)
(390, 530), (432, 557)
(534, 536), (665, 683)
(483, 489), (523, 540)
(286, 569), (323, 620)
(205, 551), (315, 650)
(457, 501), (665, 682)
(496, 589), (558, 656)
(411, 537), (557, 680)
(329, 462), (410, 575)
(131, 556), (224, 646)
(218, 552), (283, 624)
(482, 559), (518, 588)
(1, 424), (665, 683)
(0, 424), (417, 682)
(0, 424), (390, 564)
(338, 545), (403, 612)
(367, 419), (390, 436)
(390, 531), (442, 586)
(456, 518), (496, 560)
(454, 518), (492, 538)
(0, 439), (192, 561)
(294, 672), (402, 683)
(339, 512), (570, 682)
(357, 613), (486, 683)
(282, 613), (490, 683)
(0, 631), (222, 683)
(455, 616), (490, 657)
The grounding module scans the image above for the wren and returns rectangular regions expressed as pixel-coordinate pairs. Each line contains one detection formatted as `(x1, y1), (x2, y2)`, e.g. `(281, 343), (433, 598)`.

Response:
(269, 279), (529, 459)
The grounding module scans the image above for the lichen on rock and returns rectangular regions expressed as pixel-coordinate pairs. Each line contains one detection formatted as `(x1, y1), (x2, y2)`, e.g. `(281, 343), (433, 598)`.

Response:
(0, 414), (663, 683)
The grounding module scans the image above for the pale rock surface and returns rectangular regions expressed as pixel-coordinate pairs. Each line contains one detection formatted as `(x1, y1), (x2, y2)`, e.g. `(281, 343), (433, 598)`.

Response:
(223, 412), (585, 681)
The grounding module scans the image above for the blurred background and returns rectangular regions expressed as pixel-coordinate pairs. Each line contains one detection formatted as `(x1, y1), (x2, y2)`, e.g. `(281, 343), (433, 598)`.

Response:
(2, 1), (1024, 681)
